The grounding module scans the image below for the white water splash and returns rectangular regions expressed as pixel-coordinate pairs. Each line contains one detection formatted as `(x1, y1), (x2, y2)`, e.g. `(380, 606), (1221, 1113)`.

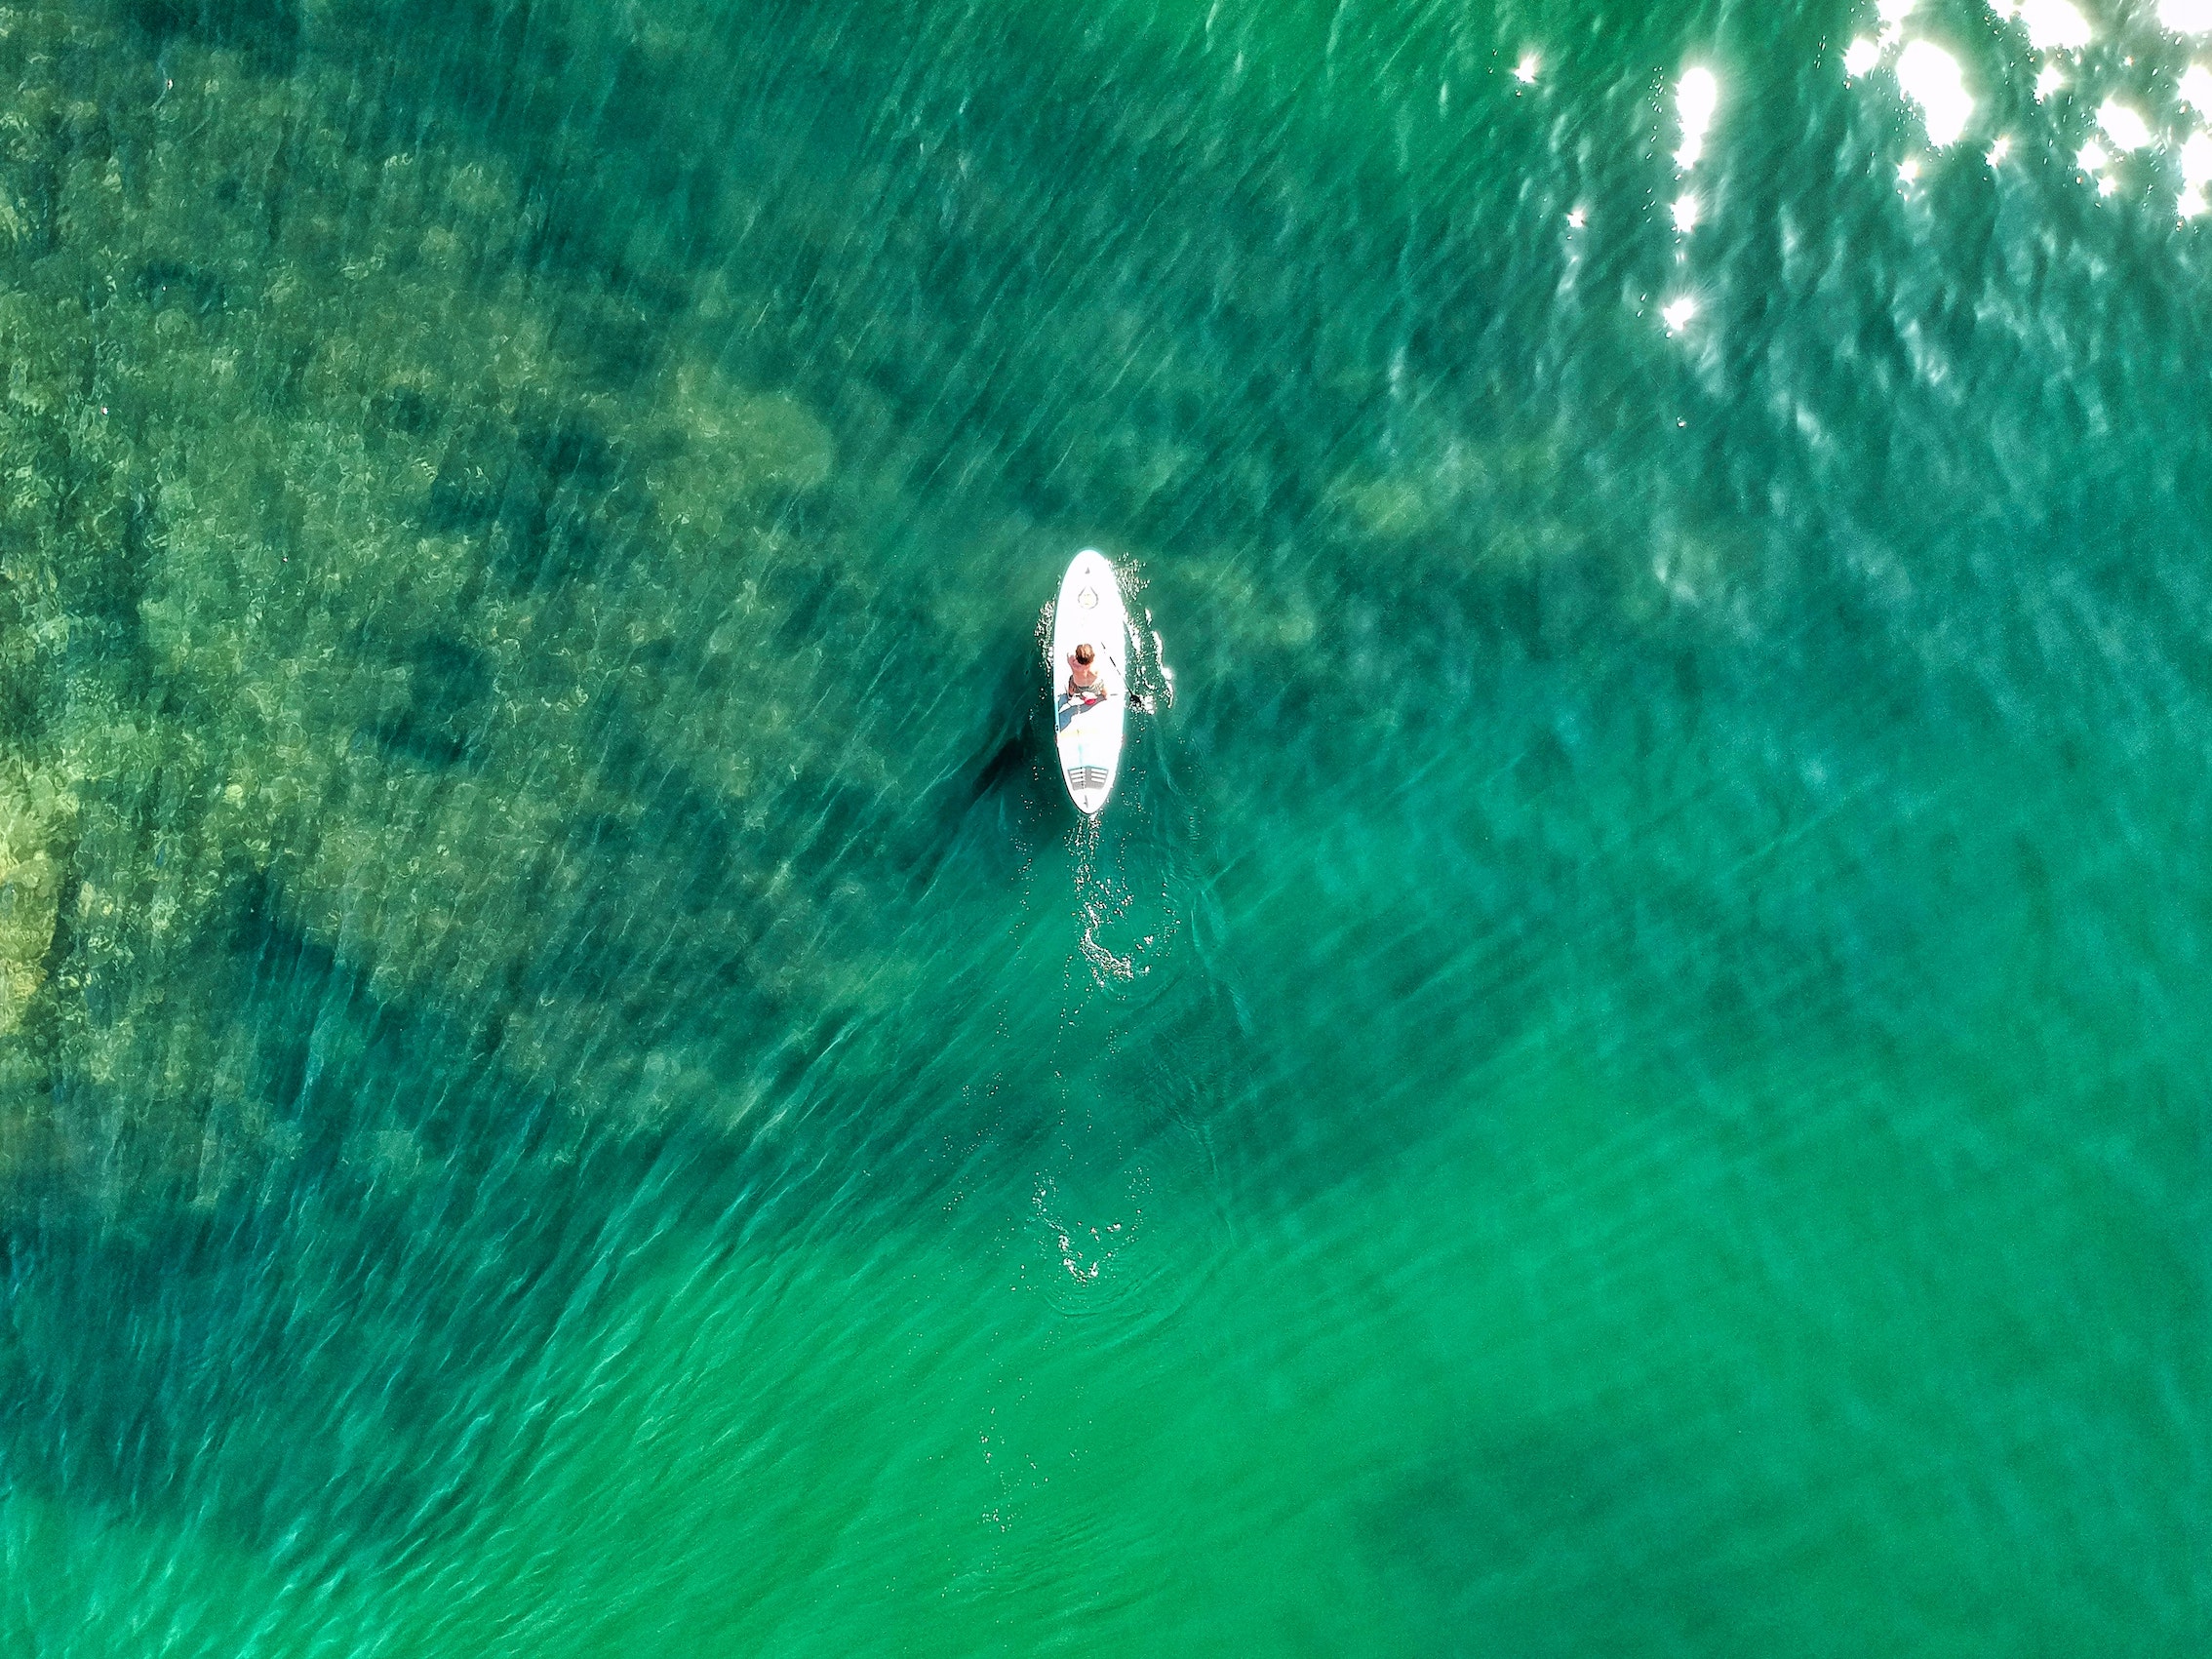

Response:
(1895, 40), (1974, 146)
(2096, 99), (2154, 151)
(2159, 0), (2212, 38)
(1676, 66), (1719, 170)
(2016, 0), (2095, 53)
(2182, 63), (2212, 117)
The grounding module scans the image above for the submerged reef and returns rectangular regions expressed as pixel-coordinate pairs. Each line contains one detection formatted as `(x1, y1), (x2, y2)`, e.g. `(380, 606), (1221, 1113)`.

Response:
(0, 3), (974, 1213)
(0, 763), (65, 1036)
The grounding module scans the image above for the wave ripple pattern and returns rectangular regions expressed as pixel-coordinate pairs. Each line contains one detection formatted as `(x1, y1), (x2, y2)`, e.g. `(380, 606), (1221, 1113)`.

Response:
(0, 2), (2204, 1655)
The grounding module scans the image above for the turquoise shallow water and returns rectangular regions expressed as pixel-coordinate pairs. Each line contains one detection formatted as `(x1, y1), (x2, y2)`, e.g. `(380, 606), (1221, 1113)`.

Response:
(0, 0), (2207, 1652)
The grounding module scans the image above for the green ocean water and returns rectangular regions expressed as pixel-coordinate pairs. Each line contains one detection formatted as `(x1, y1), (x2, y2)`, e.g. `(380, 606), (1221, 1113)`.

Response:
(0, 0), (2206, 1651)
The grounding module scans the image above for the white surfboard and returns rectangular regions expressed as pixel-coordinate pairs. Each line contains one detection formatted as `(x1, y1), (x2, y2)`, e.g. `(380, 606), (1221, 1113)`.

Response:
(1051, 549), (1128, 815)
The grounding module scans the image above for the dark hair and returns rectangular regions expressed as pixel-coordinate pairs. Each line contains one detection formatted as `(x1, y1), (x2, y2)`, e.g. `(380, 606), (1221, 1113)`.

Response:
(1075, 643), (1094, 664)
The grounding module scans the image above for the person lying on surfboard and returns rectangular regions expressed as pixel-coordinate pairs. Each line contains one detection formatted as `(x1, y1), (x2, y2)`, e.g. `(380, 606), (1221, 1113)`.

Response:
(1063, 643), (1107, 705)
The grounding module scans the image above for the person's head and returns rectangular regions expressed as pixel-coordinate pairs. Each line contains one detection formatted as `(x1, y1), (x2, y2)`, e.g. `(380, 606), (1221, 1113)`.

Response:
(1074, 644), (1094, 666)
